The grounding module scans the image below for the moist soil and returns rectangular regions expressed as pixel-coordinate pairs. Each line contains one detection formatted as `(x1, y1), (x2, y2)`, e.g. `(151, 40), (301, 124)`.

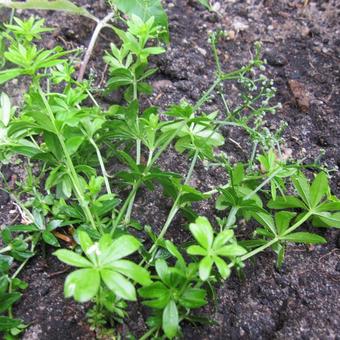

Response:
(0, 0), (340, 339)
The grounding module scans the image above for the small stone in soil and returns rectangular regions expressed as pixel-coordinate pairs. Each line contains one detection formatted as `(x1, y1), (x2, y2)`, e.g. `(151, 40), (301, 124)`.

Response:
(264, 50), (288, 67)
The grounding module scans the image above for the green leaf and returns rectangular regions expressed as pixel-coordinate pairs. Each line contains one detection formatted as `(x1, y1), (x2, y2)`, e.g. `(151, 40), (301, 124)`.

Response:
(231, 163), (244, 186)
(274, 211), (296, 235)
(197, 0), (211, 10)
(42, 231), (60, 247)
(65, 136), (84, 155)
(64, 268), (100, 302)
(0, 316), (22, 331)
(162, 300), (179, 339)
(165, 240), (186, 268)
(54, 249), (92, 268)
(316, 201), (340, 212)
(112, 0), (169, 42)
(252, 212), (276, 235)
(0, 292), (21, 313)
(179, 287), (207, 308)
(313, 212), (340, 228)
(101, 269), (136, 301)
(138, 281), (168, 299)
(110, 260), (152, 286)
(44, 131), (63, 159)
(281, 232), (326, 244)
(99, 235), (140, 265)
(8, 224), (39, 232)
(0, 92), (11, 127)
(0, 0), (96, 20)
(268, 196), (307, 209)
(213, 256), (230, 280)
(189, 216), (214, 250)
(155, 259), (169, 284)
(0, 68), (23, 85)
(215, 244), (247, 257)
(199, 256), (213, 281)
(77, 230), (93, 254)
(187, 245), (207, 256)
(310, 172), (328, 207)
(292, 174), (311, 207)
(213, 229), (234, 249)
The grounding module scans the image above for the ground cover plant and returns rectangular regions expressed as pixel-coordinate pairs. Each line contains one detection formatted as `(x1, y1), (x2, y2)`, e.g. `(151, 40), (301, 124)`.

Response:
(0, 0), (339, 339)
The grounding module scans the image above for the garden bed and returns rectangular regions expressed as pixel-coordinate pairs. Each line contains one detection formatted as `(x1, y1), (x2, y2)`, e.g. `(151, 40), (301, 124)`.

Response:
(0, 0), (339, 339)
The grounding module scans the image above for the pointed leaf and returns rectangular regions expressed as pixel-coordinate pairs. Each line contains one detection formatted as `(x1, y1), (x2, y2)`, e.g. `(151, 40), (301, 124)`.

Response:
(162, 300), (179, 339)
(101, 269), (136, 301)
(110, 259), (152, 286)
(100, 235), (140, 265)
(268, 196), (307, 209)
(275, 211), (296, 235)
(310, 172), (328, 207)
(281, 232), (326, 244)
(292, 174), (311, 207)
(215, 244), (247, 257)
(199, 256), (213, 281)
(54, 249), (92, 268)
(189, 216), (214, 250)
(64, 268), (100, 302)
(187, 245), (207, 256)
(213, 229), (234, 250)
(213, 256), (230, 280)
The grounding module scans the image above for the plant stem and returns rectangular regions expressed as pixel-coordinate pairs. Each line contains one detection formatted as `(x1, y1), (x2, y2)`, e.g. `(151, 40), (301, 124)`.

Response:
(77, 12), (115, 82)
(0, 236), (32, 255)
(147, 151), (199, 256)
(140, 326), (158, 340)
(39, 87), (97, 231)
(8, 237), (36, 318)
(89, 137), (112, 195)
(237, 211), (313, 263)
(123, 121), (187, 225)
(193, 78), (221, 111)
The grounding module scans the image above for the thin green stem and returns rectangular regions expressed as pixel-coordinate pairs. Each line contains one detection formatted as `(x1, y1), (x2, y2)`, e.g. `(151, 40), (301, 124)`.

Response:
(89, 137), (112, 195)
(140, 326), (158, 340)
(39, 86), (97, 231)
(147, 151), (199, 257)
(238, 211), (313, 263)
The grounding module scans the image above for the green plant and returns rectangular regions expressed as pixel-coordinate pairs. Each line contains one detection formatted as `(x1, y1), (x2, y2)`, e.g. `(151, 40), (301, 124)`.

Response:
(187, 217), (246, 281)
(0, 3), (339, 339)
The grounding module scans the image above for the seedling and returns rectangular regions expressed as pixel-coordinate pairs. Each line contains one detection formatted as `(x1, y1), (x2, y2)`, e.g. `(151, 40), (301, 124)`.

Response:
(0, 2), (339, 339)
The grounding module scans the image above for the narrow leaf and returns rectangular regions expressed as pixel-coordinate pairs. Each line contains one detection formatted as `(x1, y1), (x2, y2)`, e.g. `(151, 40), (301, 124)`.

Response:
(281, 232), (327, 244)
(162, 300), (179, 339)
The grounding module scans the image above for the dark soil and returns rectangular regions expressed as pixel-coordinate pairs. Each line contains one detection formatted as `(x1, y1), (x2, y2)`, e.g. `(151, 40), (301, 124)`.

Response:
(1, 0), (339, 339)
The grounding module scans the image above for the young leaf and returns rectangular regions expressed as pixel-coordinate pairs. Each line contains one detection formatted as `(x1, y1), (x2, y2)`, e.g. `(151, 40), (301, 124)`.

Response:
(310, 172), (328, 207)
(100, 235), (140, 265)
(101, 269), (136, 301)
(281, 232), (326, 244)
(179, 287), (207, 308)
(0, 0), (96, 20)
(0, 316), (22, 331)
(199, 256), (213, 281)
(54, 249), (92, 268)
(162, 300), (179, 339)
(189, 216), (214, 250)
(215, 244), (247, 257)
(213, 256), (230, 280)
(0, 292), (21, 313)
(111, 0), (169, 42)
(274, 211), (296, 235)
(110, 259), (152, 286)
(0, 92), (11, 127)
(292, 174), (311, 207)
(197, 0), (212, 10)
(268, 196), (307, 210)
